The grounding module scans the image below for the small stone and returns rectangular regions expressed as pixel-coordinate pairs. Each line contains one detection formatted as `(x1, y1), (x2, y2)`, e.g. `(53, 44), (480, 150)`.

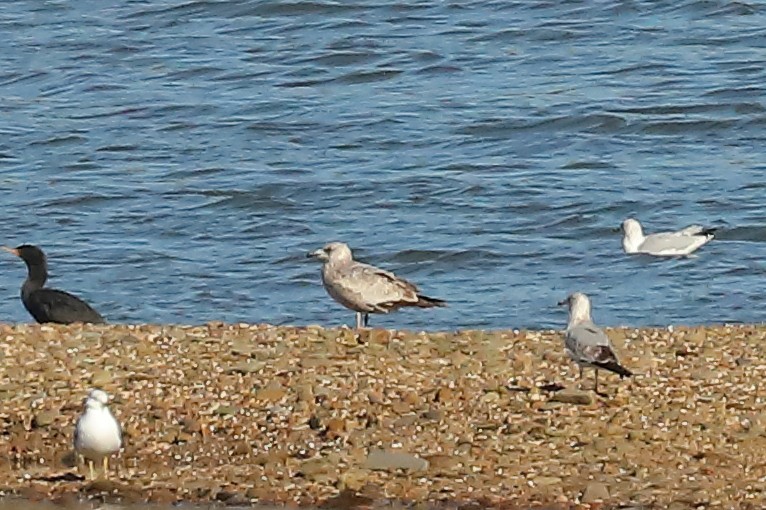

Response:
(232, 442), (251, 455)
(150, 488), (178, 504)
(255, 385), (286, 402)
(91, 369), (112, 386)
(253, 449), (288, 466)
(436, 387), (455, 402)
(368, 329), (391, 345)
(393, 413), (418, 428)
(391, 401), (410, 414)
(213, 404), (238, 416)
(326, 418), (346, 433)
(582, 482), (610, 503)
(180, 418), (201, 434)
(363, 449), (429, 472)
(300, 458), (330, 478)
(550, 388), (593, 405)
(308, 415), (322, 430)
(215, 490), (245, 504)
(424, 454), (459, 471)
(297, 384), (314, 402)
(534, 476), (563, 486)
(33, 410), (57, 428)
(231, 339), (256, 355)
(402, 391), (421, 406)
(323, 489), (374, 509)
(421, 409), (443, 421)
(338, 468), (369, 491)
(226, 360), (265, 374)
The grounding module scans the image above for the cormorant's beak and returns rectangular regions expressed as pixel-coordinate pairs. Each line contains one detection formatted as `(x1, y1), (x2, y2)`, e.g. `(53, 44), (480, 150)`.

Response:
(1, 246), (19, 257)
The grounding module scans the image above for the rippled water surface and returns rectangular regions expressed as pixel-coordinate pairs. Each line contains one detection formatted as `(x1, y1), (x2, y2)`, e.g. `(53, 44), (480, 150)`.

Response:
(1, 0), (765, 330)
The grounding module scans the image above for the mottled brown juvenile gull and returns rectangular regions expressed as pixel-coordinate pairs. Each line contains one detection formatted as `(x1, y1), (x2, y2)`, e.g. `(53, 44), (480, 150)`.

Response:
(558, 292), (632, 394)
(621, 218), (716, 256)
(308, 242), (446, 328)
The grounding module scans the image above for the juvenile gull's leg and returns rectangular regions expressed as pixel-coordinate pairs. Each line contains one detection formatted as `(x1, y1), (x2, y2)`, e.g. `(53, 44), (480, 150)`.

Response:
(88, 460), (95, 481)
(356, 312), (363, 329)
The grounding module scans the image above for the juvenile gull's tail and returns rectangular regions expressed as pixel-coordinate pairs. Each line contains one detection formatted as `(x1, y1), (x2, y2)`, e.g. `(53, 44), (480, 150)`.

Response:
(414, 294), (447, 308)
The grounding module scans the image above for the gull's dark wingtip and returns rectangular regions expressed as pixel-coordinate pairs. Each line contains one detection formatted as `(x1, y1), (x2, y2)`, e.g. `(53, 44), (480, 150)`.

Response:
(415, 294), (447, 308)
(594, 360), (633, 379)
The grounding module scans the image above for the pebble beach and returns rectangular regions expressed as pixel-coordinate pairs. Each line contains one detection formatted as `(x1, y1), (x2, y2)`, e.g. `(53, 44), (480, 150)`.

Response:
(0, 322), (764, 509)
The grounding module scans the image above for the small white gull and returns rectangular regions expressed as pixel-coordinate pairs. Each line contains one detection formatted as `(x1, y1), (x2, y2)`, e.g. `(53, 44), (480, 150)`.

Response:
(74, 389), (122, 480)
(621, 218), (716, 256)
(307, 242), (446, 329)
(559, 292), (632, 394)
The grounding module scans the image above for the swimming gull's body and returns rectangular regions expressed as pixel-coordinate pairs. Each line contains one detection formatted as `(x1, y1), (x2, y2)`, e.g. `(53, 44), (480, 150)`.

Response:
(308, 242), (446, 328)
(621, 218), (716, 257)
(559, 292), (632, 393)
(74, 389), (122, 480)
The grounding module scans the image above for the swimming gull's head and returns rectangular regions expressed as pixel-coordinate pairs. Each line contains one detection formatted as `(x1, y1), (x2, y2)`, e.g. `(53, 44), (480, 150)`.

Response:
(621, 218), (644, 239)
(621, 218), (646, 253)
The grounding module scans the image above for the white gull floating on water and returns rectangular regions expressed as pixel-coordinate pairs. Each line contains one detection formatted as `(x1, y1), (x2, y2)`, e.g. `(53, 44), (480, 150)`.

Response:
(307, 242), (446, 329)
(620, 218), (716, 257)
(74, 389), (122, 480)
(559, 292), (632, 394)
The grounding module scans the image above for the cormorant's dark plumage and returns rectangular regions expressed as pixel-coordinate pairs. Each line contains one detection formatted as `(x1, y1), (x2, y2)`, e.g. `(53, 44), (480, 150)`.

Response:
(3, 244), (105, 324)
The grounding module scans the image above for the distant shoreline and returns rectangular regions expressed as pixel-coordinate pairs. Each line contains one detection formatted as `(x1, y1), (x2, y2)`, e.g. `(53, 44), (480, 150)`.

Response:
(0, 322), (761, 509)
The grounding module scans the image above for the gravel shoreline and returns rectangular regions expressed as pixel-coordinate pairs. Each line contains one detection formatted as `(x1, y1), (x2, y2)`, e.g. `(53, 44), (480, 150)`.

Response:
(0, 322), (763, 509)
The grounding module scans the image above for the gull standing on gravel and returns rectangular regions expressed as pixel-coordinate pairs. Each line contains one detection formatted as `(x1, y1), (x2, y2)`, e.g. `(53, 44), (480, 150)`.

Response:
(620, 218), (716, 257)
(559, 292), (632, 393)
(74, 389), (122, 480)
(307, 242), (446, 329)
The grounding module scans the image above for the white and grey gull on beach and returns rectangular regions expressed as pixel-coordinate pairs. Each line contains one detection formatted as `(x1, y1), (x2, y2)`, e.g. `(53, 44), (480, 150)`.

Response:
(308, 242), (446, 329)
(559, 292), (632, 393)
(74, 389), (122, 480)
(620, 218), (716, 257)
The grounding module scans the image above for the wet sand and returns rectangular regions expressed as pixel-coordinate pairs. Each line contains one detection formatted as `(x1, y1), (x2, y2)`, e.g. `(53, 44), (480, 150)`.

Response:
(0, 322), (764, 509)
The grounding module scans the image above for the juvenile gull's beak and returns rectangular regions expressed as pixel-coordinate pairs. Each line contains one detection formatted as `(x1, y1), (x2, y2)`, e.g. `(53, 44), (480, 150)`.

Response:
(557, 298), (568, 307)
(306, 249), (323, 259)
(1, 246), (19, 257)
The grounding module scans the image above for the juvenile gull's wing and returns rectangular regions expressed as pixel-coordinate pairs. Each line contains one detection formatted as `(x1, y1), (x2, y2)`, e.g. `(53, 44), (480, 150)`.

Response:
(333, 261), (421, 312)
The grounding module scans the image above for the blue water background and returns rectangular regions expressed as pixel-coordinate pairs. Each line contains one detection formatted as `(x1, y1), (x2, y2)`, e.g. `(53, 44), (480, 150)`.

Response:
(1, 0), (765, 330)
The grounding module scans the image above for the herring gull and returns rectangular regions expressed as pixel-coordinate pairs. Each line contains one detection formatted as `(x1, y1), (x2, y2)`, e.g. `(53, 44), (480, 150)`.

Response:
(308, 242), (446, 328)
(621, 218), (716, 257)
(559, 292), (632, 393)
(74, 389), (122, 480)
